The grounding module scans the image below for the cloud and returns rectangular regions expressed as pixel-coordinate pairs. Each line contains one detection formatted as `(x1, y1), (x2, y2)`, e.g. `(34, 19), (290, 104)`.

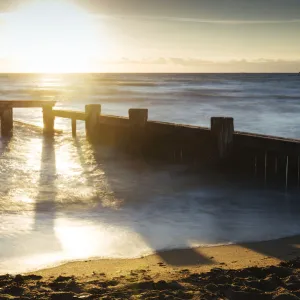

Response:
(110, 57), (300, 66)
(96, 14), (300, 25)
(112, 57), (168, 65)
(98, 57), (300, 72)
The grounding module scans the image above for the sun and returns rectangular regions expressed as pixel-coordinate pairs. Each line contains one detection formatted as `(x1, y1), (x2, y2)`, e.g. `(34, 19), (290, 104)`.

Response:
(2, 0), (108, 73)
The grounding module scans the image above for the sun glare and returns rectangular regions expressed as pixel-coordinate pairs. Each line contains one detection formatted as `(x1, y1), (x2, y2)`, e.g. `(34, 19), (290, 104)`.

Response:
(3, 0), (108, 73)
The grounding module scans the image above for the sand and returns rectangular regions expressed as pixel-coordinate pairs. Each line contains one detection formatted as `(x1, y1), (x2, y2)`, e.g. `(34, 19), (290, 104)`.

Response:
(33, 235), (300, 280)
(2, 235), (300, 299)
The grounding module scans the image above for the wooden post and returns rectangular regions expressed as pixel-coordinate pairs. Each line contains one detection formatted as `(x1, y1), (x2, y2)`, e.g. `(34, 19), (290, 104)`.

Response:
(286, 156), (289, 189)
(72, 119), (76, 137)
(211, 117), (234, 160)
(85, 104), (101, 140)
(297, 156), (300, 188)
(264, 151), (267, 184)
(1, 108), (13, 137)
(128, 108), (148, 155)
(43, 105), (54, 135)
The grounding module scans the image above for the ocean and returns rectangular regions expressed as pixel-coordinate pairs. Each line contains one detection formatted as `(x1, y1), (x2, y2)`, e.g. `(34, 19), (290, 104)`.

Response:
(1, 73), (300, 274)
(2, 73), (300, 137)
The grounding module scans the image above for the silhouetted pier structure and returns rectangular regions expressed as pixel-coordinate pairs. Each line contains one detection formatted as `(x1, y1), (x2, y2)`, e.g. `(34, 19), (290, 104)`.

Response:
(0, 100), (56, 136)
(1, 102), (300, 189)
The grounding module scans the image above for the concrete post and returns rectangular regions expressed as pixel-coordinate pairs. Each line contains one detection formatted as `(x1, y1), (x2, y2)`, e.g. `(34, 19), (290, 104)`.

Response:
(43, 105), (54, 135)
(1, 108), (13, 137)
(85, 104), (101, 140)
(211, 117), (234, 160)
(128, 108), (148, 155)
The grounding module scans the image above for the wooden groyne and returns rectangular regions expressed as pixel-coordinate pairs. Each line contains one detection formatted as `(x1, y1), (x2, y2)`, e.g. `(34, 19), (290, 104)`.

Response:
(1, 102), (300, 188)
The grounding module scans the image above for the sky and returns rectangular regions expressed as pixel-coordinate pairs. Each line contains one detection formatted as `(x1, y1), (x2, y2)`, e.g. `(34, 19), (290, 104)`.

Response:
(0, 0), (300, 72)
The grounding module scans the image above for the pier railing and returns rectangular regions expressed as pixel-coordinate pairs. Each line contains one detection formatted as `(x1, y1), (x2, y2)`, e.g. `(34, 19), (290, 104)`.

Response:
(1, 102), (300, 188)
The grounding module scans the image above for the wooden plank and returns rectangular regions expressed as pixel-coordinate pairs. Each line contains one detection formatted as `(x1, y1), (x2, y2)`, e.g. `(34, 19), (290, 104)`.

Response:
(53, 110), (86, 121)
(211, 117), (234, 159)
(234, 132), (300, 155)
(99, 115), (129, 127)
(0, 100), (56, 108)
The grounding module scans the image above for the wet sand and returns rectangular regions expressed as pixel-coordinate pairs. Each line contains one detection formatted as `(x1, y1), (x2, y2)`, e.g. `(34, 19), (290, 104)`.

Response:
(31, 235), (300, 279)
(2, 235), (300, 299)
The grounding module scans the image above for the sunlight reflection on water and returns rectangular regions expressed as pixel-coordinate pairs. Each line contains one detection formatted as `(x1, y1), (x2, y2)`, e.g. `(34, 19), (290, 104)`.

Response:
(1, 123), (300, 274)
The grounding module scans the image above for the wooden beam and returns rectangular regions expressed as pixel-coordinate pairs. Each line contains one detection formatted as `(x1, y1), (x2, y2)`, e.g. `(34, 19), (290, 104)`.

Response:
(53, 110), (86, 121)
(234, 132), (300, 155)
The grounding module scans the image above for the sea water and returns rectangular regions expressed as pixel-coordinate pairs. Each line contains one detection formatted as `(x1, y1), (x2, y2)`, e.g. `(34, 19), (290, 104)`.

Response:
(1, 73), (300, 274)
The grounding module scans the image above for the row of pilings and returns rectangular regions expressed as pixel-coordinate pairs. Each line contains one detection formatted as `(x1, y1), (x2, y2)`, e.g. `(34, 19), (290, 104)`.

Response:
(4, 103), (298, 190)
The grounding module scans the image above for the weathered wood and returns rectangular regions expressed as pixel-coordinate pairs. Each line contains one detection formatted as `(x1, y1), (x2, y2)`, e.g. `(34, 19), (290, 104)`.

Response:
(1, 108), (13, 136)
(234, 131), (300, 155)
(99, 115), (129, 127)
(53, 110), (85, 121)
(72, 119), (76, 137)
(43, 105), (54, 135)
(298, 156), (300, 188)
(211, 117), (234, 160)
(0, 100), (56, 136)
(264, 151), (268, 183)
(129, 109), (148, 126)
(85, 104), (101, 139)
(129, 109), (148, 154)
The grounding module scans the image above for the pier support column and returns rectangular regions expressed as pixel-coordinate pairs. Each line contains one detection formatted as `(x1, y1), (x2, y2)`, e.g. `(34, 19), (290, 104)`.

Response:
(43, 105), (54, 135)
(211, 117), (234, 160)
(1, 108), (13, 137)
(72, 119), (76, 137)
(129, 108), (148, 155)
(85, 104), (101, 141)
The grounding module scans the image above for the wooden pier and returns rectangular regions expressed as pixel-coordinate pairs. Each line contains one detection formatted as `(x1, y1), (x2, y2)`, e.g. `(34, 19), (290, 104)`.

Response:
(1, 101), (300, 189)
(0, 100), (56, 136)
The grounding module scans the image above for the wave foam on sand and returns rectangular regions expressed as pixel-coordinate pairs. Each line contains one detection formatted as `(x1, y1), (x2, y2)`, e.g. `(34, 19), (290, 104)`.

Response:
(2, 235), (300, 299)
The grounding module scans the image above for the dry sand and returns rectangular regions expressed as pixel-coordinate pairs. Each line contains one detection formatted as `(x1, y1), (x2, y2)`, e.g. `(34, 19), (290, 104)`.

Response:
(2, 235), (300, 299)
(34, 235), (300, 280)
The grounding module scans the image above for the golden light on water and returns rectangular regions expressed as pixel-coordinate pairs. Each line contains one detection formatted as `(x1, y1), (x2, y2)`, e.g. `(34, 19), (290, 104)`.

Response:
(2, 0), (109, 73)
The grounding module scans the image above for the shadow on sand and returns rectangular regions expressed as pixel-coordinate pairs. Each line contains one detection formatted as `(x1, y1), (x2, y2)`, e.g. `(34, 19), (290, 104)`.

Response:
(73, 139), (300, 267)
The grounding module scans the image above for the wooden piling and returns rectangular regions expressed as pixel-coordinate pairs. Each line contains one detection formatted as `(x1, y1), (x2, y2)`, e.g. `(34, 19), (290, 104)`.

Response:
(128, 108), (148, 155)
(72, 119), (76, 137)
(264, 151), (268, 184)
(298, 156), (300, 188)
(286, 156), (289, 189)
(43, 105), (54, 135)
(211, 117), (234, 160)
(1, 108), (13, 137)
(85, 104), (101, 140)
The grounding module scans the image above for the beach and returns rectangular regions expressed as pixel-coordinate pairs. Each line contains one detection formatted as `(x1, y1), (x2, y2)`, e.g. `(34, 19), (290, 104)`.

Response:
(1, 235), (300, 299)
(1, 73), (300, 297)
